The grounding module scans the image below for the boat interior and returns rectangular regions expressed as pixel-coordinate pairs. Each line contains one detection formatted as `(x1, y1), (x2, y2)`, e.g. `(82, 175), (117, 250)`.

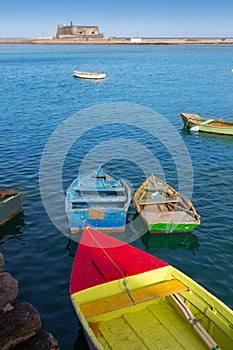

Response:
(141, 203), (196, 223)
(76, 274), (227, 350)
(87, 297), (209, 349)
(182, 114), (233, 127)
(135, 179), (198, 224)
(192, 118), (233, 127)
(141, 193), (197, 221)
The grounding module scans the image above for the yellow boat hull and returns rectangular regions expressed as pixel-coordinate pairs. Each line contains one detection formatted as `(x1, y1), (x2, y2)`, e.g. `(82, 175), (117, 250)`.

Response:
(71, 266), (233, 349)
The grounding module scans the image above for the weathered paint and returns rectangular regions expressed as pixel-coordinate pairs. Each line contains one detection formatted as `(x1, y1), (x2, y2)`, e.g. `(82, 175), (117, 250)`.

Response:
(147, 221), (198, 233)
(70, 227), (168, 294)
(133, 174), (200, 234)
(65, 167), (131, 233)
(70, 228), (233, 350)
(0, 192), (22, 226)
(181, 113), (233, 135)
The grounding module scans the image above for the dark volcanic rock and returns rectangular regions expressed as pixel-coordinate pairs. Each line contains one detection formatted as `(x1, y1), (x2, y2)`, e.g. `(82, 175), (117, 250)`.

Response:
(0, 302), (42, 350)
(0, 252), (4, 269)
(12, 332), (60, 350)
(0, 272), (18, 310)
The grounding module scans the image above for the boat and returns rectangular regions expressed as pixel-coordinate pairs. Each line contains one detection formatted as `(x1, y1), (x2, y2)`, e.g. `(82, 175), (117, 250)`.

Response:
(0, 188), (22, 226)
(65, 167), (131, 233)
(181, 113), (233, 135)
(73, 71), (106, 80)
(70, 226), (233, 350)
(133, 174), (200, 234)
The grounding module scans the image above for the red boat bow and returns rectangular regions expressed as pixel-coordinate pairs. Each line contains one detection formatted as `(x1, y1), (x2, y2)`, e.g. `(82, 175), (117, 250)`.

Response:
(70, 226), (168, 295)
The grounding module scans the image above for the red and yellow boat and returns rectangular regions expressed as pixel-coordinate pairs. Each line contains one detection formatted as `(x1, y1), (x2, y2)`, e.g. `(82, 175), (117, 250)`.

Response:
(70, 226), (233, 349)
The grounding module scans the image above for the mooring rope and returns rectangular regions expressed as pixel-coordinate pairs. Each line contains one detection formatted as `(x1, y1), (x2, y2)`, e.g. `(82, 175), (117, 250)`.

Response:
(86, 225), (136, 305)
(191, 306), (209, 325)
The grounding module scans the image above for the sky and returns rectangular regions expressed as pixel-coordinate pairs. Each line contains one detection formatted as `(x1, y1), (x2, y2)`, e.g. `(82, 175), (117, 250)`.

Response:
(1, 0), (233, 38)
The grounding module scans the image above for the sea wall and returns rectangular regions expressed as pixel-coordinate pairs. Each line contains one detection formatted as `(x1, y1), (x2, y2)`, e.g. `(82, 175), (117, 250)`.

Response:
(1, 37), (233, 45)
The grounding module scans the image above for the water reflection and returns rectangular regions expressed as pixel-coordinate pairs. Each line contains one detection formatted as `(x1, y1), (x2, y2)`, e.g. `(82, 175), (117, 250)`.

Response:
(182, 128), (233, 144)
(65, 238), (78, 257)
(73, 323), (89, 350)
(0, 212), (25, 244)
(141, 232), (199, 254)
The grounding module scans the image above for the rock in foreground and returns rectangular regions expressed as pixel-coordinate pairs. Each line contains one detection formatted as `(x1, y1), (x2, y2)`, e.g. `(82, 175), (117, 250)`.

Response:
(12, 332), (60, 350)
(0, 302), (42, 349)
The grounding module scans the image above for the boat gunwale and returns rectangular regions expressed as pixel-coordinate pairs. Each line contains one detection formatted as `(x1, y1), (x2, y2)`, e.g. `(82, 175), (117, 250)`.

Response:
(73, 70), (106, 79)
(71, 266), (233, 348)
(181, 113), (233, 135)
(0, 191), (23, 226)
(133, 174), (200, 233)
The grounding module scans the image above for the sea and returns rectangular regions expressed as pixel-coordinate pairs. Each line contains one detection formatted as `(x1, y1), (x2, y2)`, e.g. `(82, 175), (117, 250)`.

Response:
(0, 43), (233, 349)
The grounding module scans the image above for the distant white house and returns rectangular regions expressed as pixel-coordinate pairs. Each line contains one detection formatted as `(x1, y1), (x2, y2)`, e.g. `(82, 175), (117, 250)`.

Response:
(130, 37), (142, 43)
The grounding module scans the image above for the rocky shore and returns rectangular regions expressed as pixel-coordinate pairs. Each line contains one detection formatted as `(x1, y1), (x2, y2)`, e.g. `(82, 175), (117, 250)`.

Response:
(1, 37), (233, 45)
(0, 252), (60, 350)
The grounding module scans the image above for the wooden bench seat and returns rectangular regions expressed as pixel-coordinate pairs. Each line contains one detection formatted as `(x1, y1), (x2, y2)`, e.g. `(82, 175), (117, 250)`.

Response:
(80, 279), (188, 319)
(137, 198), (177, 205)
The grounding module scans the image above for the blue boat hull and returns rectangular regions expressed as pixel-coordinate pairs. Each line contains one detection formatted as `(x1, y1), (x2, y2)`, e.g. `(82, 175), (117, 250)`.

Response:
(65, 167), (132, 233)
(67, 208), (128, 233)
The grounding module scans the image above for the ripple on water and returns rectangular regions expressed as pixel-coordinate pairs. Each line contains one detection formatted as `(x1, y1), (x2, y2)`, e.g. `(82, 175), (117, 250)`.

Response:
(1, 44), (233, 348)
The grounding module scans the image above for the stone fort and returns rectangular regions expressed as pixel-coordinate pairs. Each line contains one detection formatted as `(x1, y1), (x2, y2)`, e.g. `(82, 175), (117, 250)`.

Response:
(56, 22), (104, 39)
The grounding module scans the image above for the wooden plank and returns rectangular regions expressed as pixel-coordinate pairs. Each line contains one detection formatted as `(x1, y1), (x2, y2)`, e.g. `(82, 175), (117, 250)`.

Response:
(137, 198), (177, 205)
(96, 316), (148, 350)
(177, 291), (233, 340)
(148, 303), (207, 349)
(81, 279), (188, 318)
(90, 323), (111, 350)
(123, 308), (183, 350)
(88, 208), (104, 220)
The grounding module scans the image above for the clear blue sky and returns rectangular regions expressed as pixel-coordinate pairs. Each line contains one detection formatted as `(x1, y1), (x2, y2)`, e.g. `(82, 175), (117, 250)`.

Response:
(1, 0), (233, 38)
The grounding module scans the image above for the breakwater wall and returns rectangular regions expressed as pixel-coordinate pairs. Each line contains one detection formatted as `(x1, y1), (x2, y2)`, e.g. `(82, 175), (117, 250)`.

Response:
(1, 37), (233, 45)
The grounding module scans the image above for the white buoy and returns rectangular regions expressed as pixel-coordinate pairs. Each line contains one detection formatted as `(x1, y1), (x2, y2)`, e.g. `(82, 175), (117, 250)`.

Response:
(190, 126), (199, 132)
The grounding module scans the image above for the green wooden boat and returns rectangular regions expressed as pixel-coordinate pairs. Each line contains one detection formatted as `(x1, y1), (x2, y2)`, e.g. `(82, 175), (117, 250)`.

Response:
(181, 113), (233, 135)
(133, 174), (200, 234)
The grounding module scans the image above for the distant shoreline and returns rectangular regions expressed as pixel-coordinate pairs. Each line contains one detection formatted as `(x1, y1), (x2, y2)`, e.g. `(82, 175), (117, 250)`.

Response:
(1, 37), (233, 45)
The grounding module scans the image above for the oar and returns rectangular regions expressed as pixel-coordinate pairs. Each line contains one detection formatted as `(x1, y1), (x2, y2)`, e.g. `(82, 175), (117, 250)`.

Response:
(171, 294), (221, 350)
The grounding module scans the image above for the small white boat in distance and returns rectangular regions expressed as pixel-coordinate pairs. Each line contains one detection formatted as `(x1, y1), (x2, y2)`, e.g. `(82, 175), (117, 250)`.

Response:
(73, 70), (106, 80)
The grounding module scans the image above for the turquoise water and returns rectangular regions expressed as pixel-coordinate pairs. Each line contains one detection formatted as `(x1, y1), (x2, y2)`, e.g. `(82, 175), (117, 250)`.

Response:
(0, 44), (233, 349)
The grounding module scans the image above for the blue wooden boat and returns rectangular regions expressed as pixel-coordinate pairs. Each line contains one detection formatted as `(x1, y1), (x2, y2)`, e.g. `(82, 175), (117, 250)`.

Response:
(65, 167), (132, 233)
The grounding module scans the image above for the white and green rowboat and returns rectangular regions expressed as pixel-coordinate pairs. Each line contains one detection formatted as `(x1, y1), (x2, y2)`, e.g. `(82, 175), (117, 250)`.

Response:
(181, 113), (233, 135)
(133, 174), (200, 234)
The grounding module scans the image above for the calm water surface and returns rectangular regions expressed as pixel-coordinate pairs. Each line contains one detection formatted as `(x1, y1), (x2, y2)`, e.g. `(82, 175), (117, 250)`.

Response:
(0, 44), (233, 349)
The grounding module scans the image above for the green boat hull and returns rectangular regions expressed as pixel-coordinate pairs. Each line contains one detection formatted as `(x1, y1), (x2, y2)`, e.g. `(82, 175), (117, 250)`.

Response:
(148, 221), (198, 234)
